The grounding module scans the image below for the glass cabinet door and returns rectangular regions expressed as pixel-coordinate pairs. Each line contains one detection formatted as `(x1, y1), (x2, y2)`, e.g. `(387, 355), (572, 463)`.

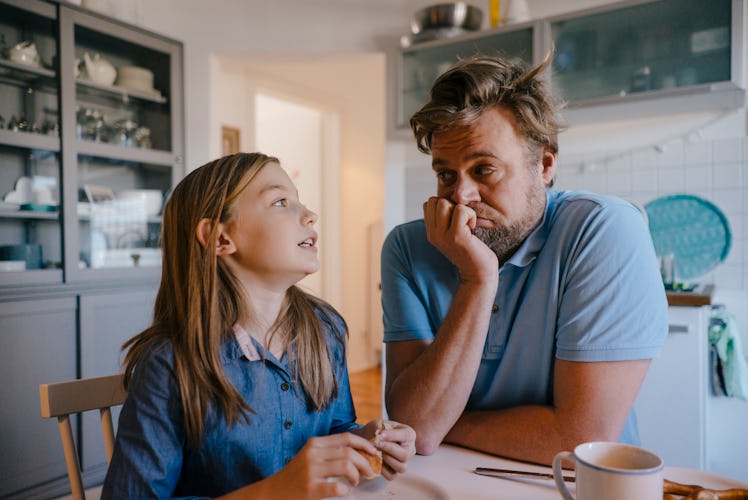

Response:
(550, 0), (734, 104)
(76, 155), (170, 271)
(60, 6), (183, 279)
(399, 26), (535, 126)
(0, 0), (62, 285)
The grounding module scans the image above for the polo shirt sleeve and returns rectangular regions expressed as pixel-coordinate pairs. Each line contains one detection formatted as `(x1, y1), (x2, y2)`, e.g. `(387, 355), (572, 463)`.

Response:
(381, 223), (439, 342)
(555, 199), (668, 361)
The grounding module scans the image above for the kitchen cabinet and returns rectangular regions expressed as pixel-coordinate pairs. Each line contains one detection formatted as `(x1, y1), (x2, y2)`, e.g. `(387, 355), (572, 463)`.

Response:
(547, 0), (744, 123)
(61, 4), (183, 281)
(636, 303), (748, 482)
(78, 288), (157, 485)
(636, 305), (710, 470)
(0, 0), (63, 286)
(398, 22), (538, 127)
(0, 0), (184, 285)
(0, 297), (77, 498)
(0, 1), (182, 497)
(396, 0), (745, 128)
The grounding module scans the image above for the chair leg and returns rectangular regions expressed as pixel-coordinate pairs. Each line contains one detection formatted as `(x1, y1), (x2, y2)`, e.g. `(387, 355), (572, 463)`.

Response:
(101, 407), (116, 463)
(58, 415), (85, 500)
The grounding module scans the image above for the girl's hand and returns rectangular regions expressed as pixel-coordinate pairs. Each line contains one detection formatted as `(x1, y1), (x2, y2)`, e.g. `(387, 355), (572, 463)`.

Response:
(357, 419), (417, 480)
(253, 432), (378, 499)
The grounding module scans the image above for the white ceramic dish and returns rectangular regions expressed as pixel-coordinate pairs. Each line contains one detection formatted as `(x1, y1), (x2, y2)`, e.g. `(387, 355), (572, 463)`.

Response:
(345, 475), (450, 499)
(0, 260), (26, 272)
(116, 65), (155, 93)
(117, 189), (163, 217)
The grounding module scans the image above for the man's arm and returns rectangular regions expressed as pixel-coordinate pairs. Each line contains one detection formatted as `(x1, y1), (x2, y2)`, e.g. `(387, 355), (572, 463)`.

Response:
(384, 197), (500, 455)
(384, 278), (496, 455)
(443, 358), (651, 465)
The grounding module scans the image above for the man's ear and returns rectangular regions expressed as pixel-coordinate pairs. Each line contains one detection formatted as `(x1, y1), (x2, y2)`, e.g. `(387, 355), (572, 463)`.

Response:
(195, 218), (236, 255)
(540, 148), (557, 187)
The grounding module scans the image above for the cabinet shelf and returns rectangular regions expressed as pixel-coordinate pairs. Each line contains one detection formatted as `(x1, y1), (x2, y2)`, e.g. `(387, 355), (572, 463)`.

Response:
(0, 208), (59, 220)
(76, 79), (167, 105)
(0, 268), (63, 286)
(0, 129), (60, 151)
(75, 139), (176, 166)
(0, 58), (56, 85)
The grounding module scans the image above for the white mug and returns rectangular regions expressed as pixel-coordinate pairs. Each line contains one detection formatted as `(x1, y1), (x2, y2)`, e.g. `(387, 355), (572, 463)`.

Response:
(552, 441), (663, 500)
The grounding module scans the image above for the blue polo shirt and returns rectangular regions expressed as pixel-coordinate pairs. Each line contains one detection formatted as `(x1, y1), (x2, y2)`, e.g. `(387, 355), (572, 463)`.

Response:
(102, 307), (358, 498)
(381, 190), (668, 444)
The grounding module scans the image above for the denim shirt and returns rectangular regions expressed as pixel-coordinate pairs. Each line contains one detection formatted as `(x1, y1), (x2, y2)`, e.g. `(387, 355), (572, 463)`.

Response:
(102, 311), (358, 499)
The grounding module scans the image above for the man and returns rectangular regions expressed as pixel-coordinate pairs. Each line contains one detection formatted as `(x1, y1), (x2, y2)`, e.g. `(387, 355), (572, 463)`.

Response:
(381, 54), (668, 465)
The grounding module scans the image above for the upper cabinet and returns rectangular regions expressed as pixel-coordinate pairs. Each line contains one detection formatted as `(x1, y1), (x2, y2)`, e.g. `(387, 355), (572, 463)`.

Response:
(0, 0), (184, 289)
(396, 0), (745, 128)
(0, 0), (62, 286)
(398, 22), (538, 127)
(60, 6), (183, 282)
(548, 0), (744, 123)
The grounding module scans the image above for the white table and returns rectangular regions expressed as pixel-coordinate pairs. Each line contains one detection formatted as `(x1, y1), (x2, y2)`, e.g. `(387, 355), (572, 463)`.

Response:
(354, 444), (748, 499)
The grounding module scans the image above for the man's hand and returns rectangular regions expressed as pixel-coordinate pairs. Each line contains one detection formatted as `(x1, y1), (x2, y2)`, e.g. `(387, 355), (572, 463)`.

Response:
(422, 197), (498, 284)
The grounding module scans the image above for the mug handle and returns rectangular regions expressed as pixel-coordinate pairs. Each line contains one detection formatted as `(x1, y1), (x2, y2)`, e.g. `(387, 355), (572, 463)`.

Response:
(553, 451), (576, 500)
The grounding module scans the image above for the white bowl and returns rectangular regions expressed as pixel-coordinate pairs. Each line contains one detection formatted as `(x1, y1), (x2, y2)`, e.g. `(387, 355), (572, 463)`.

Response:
(117, 189), (163, 217)
(0, 260), (26, 271)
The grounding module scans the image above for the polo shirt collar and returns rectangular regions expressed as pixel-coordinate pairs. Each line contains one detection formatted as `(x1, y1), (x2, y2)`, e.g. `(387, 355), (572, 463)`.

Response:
(504, 190), (555, 268)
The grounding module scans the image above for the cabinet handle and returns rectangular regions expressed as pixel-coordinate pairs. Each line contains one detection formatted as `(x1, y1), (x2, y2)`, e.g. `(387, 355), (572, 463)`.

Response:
(668, 324), (690, 334)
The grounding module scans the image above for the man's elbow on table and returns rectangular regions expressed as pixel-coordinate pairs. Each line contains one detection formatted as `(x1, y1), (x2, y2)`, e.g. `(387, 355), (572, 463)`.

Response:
(411, 423), (449, 455)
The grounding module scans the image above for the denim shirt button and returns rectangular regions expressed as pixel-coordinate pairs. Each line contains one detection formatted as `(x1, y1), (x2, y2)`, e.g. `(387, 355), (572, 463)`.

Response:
(280, 382), (290, 391)
(284, 420), (292, 430)
(491, 304), (499, 313)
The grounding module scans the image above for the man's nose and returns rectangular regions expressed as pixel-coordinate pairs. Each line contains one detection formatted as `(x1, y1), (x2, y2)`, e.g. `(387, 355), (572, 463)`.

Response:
(450, 176), (480, 205)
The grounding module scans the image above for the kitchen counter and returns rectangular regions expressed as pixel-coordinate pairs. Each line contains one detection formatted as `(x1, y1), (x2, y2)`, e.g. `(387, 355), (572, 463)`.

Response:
(666, 284), (714, 307)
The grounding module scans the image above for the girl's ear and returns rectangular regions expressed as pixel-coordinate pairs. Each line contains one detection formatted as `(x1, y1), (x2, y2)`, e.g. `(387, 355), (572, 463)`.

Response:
(195, 218), (236, 255)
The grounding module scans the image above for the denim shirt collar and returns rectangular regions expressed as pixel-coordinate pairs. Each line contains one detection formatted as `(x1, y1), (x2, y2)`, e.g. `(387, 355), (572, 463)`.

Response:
(227, 325), (291, 375)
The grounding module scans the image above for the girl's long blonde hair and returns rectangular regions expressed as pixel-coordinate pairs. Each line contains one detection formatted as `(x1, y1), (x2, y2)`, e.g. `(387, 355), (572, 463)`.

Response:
(122, 153), (343, 448)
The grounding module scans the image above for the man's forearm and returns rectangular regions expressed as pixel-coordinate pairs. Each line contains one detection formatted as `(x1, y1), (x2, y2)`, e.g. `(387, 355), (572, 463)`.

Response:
(444, 406), (610, 466)
(385, 281), (496, 454)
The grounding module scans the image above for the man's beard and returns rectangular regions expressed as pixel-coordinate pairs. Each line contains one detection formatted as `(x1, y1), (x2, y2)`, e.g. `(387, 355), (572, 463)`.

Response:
(472, 182), (547, 264)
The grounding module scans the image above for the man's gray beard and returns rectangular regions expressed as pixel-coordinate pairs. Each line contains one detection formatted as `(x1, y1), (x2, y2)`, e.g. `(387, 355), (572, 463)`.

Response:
(472, 225), (528, 264)
(472, 182), (547, 264)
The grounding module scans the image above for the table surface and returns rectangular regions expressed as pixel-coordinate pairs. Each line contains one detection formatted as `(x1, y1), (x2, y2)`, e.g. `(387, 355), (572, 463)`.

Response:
(351, 444), (748, 499)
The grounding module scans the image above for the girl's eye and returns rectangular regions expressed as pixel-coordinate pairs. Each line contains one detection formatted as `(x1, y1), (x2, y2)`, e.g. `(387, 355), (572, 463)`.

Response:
(273, 199), (288, 207)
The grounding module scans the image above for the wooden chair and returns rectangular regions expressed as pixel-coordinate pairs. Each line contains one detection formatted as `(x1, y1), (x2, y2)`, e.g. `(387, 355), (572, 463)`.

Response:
(39, 374), (127, 500)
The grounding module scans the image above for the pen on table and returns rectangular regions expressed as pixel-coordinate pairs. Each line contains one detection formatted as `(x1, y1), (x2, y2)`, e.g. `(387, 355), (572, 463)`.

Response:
(474, 467), (576, 482)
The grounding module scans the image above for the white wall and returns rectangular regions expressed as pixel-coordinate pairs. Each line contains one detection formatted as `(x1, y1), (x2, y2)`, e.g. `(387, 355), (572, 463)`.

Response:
(132, 1), (394, 371)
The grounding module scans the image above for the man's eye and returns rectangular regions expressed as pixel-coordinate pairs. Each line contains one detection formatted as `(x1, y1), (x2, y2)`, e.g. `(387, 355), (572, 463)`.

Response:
(436, 171), (455, 184)
(273, 199), (288, 207)
(474, 165), (494, 176)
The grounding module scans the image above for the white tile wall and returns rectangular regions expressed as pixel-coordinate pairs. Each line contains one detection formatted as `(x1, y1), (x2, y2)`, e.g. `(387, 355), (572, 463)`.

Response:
(557, 135), (748, 293)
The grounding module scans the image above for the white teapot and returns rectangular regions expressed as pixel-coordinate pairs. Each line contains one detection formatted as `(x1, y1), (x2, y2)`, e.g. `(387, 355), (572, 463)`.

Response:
(81, 52), (116, 85)
(8, 41), (41, 67)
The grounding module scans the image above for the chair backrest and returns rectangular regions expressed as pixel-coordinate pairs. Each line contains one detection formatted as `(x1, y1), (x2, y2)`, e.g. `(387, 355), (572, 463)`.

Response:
(39, 374), (127, 500)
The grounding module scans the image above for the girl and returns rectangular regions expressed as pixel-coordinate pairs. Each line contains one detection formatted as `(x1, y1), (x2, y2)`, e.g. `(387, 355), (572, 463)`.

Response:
(102, 153), (416, 499)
